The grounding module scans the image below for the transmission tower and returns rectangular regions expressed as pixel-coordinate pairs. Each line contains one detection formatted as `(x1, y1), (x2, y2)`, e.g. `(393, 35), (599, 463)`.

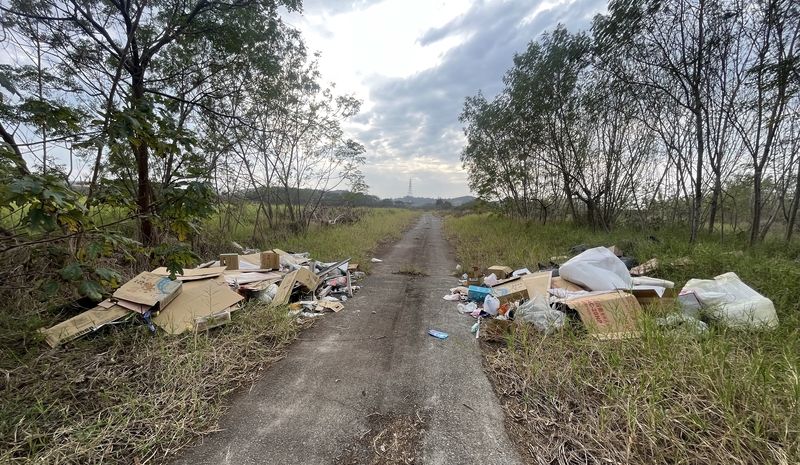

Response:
(406, 179), (413, 207)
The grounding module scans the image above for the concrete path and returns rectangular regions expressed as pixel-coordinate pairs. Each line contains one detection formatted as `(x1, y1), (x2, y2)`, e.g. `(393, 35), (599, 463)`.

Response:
(172, 213), (523, 464)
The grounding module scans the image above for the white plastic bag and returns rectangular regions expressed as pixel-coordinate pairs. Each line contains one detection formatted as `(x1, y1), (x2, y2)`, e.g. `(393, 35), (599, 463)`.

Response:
(483, 273), (499, 287)
(483, 295), (500, 315)
(681, 272), (778, 329)
(559, 246), (632, 291)
(515, 292), (566, 334)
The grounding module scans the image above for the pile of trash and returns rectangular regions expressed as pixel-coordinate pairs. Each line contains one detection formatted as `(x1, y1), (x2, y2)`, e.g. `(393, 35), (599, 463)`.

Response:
(40, 248), (362, 347)
(444, 245), (779, 341)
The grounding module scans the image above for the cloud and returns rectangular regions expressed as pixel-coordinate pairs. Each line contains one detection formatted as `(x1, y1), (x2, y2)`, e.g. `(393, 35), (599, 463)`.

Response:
(345, 0), (607, 198)
(301, 0), (390, 16)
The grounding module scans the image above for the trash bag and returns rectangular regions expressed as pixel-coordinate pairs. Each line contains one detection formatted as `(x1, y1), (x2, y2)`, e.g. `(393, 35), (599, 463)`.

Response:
(559, 246), (632, 291)
(483, 273), (499, 287)
(515, 292), (566, 334)
(681, 272), (778, 329)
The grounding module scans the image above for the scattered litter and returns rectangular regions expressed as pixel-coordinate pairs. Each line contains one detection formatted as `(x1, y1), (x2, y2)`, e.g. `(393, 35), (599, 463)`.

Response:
(371, 258), (383, 263)
(457, 302), (478, 314)
(428, 330), (449, 339)
(656, 313), (708, 335)
(39, 246), (362, 346)
(630, 258), (659, 277)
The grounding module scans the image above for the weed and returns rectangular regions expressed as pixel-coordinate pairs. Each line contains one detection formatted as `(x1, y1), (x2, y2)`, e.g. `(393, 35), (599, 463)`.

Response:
(393, 262), (429, 277)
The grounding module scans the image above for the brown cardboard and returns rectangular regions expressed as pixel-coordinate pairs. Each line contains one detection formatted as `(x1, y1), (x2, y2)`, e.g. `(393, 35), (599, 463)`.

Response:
(521, 272), (552, 299)
(112, 272), (182, 313)
(270, 268), (320, 307)
(151, 266), (226, 281)
(260, 252), (280, 270)
(295, 267), (320, 291)
(550, 276), (585, 292)
(219, 253), (240, 270)
(465, 266), (483, 286)
(193, 310), (231, 332)
(567, 291), (642, 339)
(630, 287), (678, 311)
(481, 319), (518, 342)
(39, 304), (131, 348)
(606, 245), (623, 257)
(271, 270), (299, 306)
(487, 265), (513, 279)
(151, 276), (243, 335)
(493, 278), (528, 304)
(316, 300), (344, 312)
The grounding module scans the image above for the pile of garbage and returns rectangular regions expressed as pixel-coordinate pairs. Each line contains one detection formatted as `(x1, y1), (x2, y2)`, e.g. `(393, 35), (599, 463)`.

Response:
(444, 245), (779, 341)
(40, 248), (361, 347)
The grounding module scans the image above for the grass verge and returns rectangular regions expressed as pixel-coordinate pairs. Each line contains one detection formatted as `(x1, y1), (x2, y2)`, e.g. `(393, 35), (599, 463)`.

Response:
(444, 213), (800, 464)
(0, 208), (421, 464)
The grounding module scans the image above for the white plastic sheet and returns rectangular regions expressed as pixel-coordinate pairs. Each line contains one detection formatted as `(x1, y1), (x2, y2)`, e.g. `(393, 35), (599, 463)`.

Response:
(559, 246), (632, 291)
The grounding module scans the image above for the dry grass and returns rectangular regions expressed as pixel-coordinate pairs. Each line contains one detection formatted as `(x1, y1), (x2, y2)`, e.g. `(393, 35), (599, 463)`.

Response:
(1, 301), (303, 464)
(445, 213), (800, 464)
(484, 322), (799, 464)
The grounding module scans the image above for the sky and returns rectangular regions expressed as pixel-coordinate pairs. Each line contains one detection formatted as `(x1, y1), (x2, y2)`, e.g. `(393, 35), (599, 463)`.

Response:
(283, 0), (608, 200)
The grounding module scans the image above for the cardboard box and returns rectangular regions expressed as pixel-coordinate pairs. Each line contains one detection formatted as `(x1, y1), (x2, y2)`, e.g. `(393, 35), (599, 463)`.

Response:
(260, 252), (280, 270)
(465, 266), (483, 286)
(550, 276), (585, 292)
(39, 304), (131, 348)
(630, 287), (678, 311)
(219, 253), (239, 270)
(481, 319), (518, 342)
(606, 245), (623, 257)
(567, 291), (642, 339)
(487, 265), (513, 279)
(492, 278), (529, 304)
(468, 285), (491, 302)
(151, 276), (243, 335)
(113, 272), (182, 313)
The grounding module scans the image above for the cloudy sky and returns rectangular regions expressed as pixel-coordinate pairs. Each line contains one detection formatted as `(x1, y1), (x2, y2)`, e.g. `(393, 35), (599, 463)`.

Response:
(284, 0), (608, 200)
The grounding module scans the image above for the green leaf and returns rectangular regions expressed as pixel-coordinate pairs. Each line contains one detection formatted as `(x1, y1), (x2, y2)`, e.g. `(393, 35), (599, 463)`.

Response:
(39, 281), (60, 301)
(78, 280), (105, 301)
(26, 205), (58, 231)
(166, 262), (184, 280)
(86, 241), (110, 260)
(95, 267), (121, 288)
(59, 263), (83, 281)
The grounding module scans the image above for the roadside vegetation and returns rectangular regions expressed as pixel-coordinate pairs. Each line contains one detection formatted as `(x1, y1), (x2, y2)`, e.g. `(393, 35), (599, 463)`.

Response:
(0, 208), (419, 464)
(444, 214), (800, 464)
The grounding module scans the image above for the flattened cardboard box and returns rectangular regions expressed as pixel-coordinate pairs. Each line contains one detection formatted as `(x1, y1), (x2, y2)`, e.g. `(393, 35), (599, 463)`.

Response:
(492, 272), (551, 304)
(567, 291), (642, 339)
(113, 272), (182, 312)
(270, 268), (320, 307)
(39, 304), (131, 348)
(152, 276), (243, 335)
(151, 266), (226, 281)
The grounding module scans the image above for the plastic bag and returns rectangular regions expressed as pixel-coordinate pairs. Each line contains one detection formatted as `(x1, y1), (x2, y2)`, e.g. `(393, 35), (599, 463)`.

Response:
(483, 295), (500, 315)
(515, 292), (566, 334)
(681, 272), (778, 328)
(559, 246), (632, 291)
(483, 273), (499, 287)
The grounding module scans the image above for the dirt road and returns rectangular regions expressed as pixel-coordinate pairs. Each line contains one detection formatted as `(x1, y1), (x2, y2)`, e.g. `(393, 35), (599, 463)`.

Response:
(172, 213), (523, 464)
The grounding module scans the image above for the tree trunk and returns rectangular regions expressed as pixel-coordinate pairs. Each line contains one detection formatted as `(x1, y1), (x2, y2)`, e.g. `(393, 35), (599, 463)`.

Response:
(131, 74), (154, 246)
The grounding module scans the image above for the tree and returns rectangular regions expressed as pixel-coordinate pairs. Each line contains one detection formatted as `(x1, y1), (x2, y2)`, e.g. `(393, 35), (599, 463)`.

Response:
(1, 0), (301, 245)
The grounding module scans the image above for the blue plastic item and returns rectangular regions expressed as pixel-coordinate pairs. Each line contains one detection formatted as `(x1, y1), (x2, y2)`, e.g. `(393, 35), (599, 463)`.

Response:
(467, 285), (491, 302)
(428, 330), (449, 339)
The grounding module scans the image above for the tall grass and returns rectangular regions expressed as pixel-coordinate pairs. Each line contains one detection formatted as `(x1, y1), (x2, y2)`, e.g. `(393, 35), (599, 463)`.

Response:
(445, 213), (800, 464)
(0, 208), (421, 464)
